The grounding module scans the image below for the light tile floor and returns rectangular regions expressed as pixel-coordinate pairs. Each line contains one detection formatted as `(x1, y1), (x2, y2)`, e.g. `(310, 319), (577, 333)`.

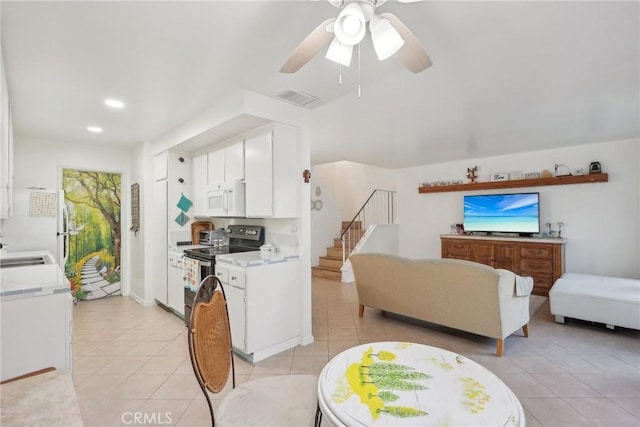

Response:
(73, 277), (640, 426)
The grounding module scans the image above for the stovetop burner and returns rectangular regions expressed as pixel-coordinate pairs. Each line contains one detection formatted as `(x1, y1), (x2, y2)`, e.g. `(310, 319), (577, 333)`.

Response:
(184, 224), (264, 261)
(186, 246), (258, 257)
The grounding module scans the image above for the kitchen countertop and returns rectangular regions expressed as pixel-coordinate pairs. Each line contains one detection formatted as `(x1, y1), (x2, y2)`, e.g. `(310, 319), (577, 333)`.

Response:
(169, 244), (208, 253)
(0, 369), (83, 426)
(0, 250), (70, 301)
(216, 250), (299, 267)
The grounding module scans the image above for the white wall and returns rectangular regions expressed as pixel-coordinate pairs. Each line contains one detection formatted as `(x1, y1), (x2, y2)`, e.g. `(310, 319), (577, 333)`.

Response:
(314, 161), (395, 221)
(314, 139), (639, 279)
(4, 136), (133, 290)
(309, 169), (341, 265)
(128, 142), (145, 302)
(396, 139), (640, 278)
(342, 224), (399, 282)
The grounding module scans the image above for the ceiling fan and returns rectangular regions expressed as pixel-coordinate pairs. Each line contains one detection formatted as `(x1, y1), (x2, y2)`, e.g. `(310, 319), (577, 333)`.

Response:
(280, 0), (432, 74)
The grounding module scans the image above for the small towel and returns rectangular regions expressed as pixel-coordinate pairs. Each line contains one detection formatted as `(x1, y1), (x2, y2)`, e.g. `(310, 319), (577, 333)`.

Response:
(183, 256), (199, 291)
(177, 193), (193, 212)
(175, 211), (190, 226)
(515, 275), (534, 296)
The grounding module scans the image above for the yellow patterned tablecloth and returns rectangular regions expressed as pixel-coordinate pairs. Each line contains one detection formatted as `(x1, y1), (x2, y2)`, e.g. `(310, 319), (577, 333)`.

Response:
(318, 341), (524, 427)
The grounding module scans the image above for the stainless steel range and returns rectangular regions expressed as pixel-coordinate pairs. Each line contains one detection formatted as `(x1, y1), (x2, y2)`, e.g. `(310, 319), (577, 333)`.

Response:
(182, 224), (264, 326)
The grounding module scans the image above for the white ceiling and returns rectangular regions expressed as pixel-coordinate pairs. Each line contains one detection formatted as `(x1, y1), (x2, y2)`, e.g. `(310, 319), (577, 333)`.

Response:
(2, 1), (638, 169)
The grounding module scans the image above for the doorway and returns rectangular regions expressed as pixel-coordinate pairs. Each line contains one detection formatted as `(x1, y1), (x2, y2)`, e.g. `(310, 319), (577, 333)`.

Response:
(62, 169), (122, 301)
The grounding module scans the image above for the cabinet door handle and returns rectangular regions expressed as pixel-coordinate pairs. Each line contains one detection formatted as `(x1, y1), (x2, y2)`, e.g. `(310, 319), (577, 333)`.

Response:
(231, 276), (237, 280)
(530, 250), (543, 255)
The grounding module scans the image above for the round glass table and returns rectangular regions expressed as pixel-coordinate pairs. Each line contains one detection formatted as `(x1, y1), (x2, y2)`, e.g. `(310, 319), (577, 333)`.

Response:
(318, 342), (524, 426)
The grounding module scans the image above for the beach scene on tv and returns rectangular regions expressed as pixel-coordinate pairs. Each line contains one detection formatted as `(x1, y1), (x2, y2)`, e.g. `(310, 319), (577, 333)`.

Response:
(463, 193), (540, 233)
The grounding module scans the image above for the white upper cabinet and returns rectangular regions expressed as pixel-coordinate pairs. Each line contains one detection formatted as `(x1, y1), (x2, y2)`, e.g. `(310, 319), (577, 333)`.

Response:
(207, 149), (224, 185)
(224, 140), (244, 181)
(207, 138), (244, 185)
(244, 131), (273, 217)
(244, 124), (300, 218)
(0, 54), (14, 219)
(271, 124), (299, 218)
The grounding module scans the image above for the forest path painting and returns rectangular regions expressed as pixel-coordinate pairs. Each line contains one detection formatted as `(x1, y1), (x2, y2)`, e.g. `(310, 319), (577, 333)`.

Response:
(62, 169), (122, 301)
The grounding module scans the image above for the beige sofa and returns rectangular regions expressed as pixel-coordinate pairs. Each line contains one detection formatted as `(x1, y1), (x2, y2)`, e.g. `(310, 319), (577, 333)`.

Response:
(350, 253), (532, 356)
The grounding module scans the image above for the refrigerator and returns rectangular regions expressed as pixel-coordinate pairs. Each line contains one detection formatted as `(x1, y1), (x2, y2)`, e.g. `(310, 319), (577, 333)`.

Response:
(56, 189), (70, 269)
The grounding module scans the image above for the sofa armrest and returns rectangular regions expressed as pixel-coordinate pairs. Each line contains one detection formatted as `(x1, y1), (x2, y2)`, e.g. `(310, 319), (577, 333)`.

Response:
(496, 269), (531, 338)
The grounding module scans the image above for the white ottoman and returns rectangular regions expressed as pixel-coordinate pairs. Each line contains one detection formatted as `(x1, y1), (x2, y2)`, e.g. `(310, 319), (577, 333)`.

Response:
(550, 273), (640, 330)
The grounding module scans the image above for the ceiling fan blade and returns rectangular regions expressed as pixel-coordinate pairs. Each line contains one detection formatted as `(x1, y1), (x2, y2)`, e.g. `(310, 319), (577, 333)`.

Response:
(380, 12), (432, 73)
(279, 18), (336, 73)
(377, 0), (423, 5)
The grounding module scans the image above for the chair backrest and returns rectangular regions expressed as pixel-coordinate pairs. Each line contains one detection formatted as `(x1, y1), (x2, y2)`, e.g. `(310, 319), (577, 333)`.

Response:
(188, 275), (235, 396)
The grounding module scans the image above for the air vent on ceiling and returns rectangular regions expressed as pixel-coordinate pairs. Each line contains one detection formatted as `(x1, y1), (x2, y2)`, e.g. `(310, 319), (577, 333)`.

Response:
(276, 89), (319, 108)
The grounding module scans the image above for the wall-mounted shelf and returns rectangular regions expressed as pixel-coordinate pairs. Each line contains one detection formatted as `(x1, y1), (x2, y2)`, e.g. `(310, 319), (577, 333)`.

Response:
(418, 173), (608, 194)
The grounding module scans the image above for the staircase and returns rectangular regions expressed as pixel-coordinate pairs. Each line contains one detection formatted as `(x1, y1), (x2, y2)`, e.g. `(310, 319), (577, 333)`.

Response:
(312, 221), (364, 281)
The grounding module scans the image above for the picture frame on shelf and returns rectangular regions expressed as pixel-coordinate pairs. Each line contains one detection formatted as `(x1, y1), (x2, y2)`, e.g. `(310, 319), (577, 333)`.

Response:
(490, 173), (509, 181)
(589, 161), (602, 174)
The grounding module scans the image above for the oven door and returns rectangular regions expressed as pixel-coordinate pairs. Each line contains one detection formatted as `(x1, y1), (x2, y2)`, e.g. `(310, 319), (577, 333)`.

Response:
(183, 256), (213, 326)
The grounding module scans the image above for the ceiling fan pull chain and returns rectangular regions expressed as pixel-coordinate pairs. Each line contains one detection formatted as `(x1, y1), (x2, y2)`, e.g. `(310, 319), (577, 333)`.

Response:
(358, 44), (362, 98)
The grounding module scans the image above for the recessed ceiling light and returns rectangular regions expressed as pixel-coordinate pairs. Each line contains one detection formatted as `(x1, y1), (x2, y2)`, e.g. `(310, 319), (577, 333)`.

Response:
(105, 99), (124, 109)
(87, 126), (103, 133)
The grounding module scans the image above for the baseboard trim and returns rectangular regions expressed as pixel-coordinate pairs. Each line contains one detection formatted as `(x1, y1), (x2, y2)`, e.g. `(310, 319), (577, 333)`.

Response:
(129, 293), (156, 307)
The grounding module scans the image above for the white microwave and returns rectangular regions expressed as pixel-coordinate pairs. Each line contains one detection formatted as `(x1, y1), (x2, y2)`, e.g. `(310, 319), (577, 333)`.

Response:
(207, 180), (245, 217)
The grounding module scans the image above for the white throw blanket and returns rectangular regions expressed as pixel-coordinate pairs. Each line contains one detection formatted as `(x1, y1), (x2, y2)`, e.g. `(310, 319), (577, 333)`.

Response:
(515, 275), (534, 296)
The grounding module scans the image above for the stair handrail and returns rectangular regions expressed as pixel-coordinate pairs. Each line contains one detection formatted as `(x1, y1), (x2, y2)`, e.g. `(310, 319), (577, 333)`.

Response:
(340, 189), (395, 239)
(341, 189), (395, 263)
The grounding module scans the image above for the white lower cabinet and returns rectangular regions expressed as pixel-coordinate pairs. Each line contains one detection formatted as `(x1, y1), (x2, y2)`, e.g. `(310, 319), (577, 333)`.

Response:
(1, 292), (73, 382)
(153, 179), (168, 304)
(215, 260), (300, 362)
(167, 252), (185, 316)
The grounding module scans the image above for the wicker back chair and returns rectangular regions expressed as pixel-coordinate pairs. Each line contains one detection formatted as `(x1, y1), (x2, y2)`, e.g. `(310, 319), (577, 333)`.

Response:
(188, 275), (322, 427)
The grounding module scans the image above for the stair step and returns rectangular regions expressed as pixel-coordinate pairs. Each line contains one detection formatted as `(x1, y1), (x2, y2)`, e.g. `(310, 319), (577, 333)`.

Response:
(311, 265), (342, 281)
(326, 247), (343, 258)
(334, 237), (363, 248)
(319, 256), (342, 269)
(340, 229), (366, 238)
(342, 220), (362, 230)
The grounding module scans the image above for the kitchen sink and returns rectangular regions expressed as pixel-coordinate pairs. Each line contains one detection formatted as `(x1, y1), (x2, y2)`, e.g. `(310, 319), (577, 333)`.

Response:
(0, 255), (53, 268)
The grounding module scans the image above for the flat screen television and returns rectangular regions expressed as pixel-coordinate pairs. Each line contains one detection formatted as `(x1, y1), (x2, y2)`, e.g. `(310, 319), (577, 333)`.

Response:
(463, 192), (540, 236)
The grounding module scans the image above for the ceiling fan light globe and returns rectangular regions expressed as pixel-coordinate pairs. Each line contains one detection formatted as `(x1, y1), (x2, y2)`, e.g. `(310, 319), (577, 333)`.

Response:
(325, 37), (353, 67)
(370, 15), (405, 60)
(334, 3), (366, 46)
(342, 16), (363, 36)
